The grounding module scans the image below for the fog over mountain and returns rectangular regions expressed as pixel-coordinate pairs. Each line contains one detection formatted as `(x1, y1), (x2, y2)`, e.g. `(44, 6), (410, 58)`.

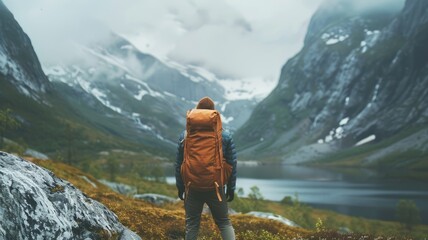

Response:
(3, 0), (326, 98)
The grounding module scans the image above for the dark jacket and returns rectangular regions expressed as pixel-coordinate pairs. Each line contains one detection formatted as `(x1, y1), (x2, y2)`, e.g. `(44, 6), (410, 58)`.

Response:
(175, 129), (237, 192)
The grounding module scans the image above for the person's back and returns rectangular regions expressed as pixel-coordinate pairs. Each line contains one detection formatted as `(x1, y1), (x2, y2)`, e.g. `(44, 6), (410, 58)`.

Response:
(175, 97), (237, 240)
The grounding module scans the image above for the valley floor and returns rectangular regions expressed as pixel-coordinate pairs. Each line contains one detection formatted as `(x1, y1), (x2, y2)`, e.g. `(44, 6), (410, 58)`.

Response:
(26, 157), (428, 239)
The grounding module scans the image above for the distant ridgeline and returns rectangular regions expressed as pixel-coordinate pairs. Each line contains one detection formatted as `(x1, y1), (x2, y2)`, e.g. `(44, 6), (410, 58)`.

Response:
(236, 0), (428, 168)
(0, 0), (256, 159)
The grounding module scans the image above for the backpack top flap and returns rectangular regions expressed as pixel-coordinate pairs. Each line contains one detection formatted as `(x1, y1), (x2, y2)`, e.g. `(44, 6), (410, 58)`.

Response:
(186, 109), (221, 132)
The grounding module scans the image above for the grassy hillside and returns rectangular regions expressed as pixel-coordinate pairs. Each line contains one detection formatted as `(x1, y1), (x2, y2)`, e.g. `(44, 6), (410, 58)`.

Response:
(28, 157), (310, 239)
(0, 77), (175, 165)
(22, 155), (428, 239)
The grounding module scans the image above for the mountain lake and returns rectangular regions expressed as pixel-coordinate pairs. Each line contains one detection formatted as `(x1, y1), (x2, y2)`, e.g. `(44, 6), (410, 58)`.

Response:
(164, 164), (428, 224)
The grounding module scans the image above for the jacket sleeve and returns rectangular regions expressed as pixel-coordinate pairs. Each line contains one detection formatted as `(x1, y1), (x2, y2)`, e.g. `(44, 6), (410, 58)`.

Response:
(224, 132), (237, 191)
(175, 131), (185, 192)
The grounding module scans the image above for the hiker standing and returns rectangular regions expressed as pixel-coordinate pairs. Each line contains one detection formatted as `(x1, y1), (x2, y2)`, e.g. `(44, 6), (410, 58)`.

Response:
(175, 97), (237, 240)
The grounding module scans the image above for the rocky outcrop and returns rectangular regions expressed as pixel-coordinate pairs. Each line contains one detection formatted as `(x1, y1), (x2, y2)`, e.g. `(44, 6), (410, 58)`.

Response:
(246, 211), (299, 227)
(0, 152), (141, 240)
(134, 193), (178, 205)
(236, 0), (428, 166)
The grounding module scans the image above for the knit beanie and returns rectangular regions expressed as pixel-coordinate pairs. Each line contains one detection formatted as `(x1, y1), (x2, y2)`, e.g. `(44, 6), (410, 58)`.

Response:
(196, 97), (215, 110)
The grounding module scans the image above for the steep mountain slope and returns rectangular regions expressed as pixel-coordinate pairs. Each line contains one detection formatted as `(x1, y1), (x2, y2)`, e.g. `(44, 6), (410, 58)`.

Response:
(44, 33), (257, 144)
(44, 34), (222, 145)
(1, 0), (258, 158)
(0, 1), (48, 97)
(236, 0), (428, 168)
(0, 1), (169, 158)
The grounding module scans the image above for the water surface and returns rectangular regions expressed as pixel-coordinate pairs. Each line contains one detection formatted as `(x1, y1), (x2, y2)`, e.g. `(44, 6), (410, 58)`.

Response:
(165, 164), (428, 223)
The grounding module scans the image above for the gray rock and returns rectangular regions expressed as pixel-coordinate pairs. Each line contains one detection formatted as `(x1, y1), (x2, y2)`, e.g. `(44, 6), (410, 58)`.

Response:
(119, 228), (142, 240)
(236, 0), (428, 167)
(99, 179), (137, 196)
(24, 149), (49, 160)
(246, 211), (299, 227)
(0, 151), (141, 240)
(133, 193), (178, 205)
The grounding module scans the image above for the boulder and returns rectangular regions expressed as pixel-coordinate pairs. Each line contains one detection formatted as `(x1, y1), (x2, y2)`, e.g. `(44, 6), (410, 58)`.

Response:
(0, 151), (141, 240)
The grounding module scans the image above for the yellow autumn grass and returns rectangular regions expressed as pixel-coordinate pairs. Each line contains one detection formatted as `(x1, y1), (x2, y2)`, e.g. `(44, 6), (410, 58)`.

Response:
(28, 158), (310, 239)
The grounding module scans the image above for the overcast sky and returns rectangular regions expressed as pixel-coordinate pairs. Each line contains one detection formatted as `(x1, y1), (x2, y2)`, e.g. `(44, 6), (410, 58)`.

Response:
(3, 0), (323, 91)
(2, 0), (405, 97)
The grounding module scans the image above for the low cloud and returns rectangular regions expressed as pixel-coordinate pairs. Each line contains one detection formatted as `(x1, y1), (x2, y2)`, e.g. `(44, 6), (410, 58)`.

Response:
(4, 0), (403, 83)
(3, 0), (322, 81)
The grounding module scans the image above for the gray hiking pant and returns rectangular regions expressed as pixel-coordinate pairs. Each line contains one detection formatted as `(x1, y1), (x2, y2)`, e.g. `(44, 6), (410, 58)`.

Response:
(185, 188), (235, 240)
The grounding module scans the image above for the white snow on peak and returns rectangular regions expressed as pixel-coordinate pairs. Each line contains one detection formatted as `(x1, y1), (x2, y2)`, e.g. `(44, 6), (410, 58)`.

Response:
(361, 30), (381, 53)
(361, 41), (368, 53)
(160, 58), (215, 83)
(132, 112), (152, 131)
(321, 32), (349, 45)
(44, 66), (67, 76)
(88, 67), (96, 75)
(163, 91), (177, 98)
(75, 76), (122, 114)
(221, 115), (234, 124)
(160, 58), (275, 101)
(1, 47), (40, 95)
(339, 117), (349, 126)
(321, 117), (351, 143)
(134, 89), (148, 100)
(355, 134), (376, 146)
(80, 46), (130, 73)
(120, 45), (134, 50)
(372, 82), (380, 102)
(335, 126), (344, 139)
(220, 101), (230, 112)
(218, 77), (275, 101)
(124, 74), (164, 99)
(188, 65), (217, 82)
(0, 50), (21, 80)
(345, 97), (350, 106)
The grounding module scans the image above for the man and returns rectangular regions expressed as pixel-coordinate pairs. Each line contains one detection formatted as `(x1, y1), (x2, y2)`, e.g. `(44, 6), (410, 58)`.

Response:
(175, 97), (237, 240)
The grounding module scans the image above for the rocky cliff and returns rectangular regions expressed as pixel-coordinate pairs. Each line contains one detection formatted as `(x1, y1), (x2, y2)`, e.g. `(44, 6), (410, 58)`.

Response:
(236, 0), (428, 167)
(0, 1), (48, 97)
(0, 152), (141, 240)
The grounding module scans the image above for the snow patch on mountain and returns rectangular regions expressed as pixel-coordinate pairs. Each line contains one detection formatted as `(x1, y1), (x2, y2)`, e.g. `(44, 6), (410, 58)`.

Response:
(321, 31), (349, 45)
(81, 46), (130, 73)
(218, 77), (275, 101)
(124, 74), (164, 99)
(0, 47), (38, 97)
(74, 74), (123, 114)
(160, 58), (275, 101)
(160, 59), (215, 83)
(355, 135), (376, 146)
(361, 30), (381, 53)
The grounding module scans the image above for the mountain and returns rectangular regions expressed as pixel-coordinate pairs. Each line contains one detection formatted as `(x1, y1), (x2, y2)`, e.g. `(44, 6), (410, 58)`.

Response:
(0, 1), (48, 97)
(0, 1), (166, 159)
(0, 151), (141, 240)
(236, 0), (428, 168)
(0, 0), (257, 158)
(44, 33), (259, 146)
(43, 33), (251, 146)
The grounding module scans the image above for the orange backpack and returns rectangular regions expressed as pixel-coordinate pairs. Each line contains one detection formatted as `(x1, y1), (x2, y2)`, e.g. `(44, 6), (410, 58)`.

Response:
(181, 109), (232, 201)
